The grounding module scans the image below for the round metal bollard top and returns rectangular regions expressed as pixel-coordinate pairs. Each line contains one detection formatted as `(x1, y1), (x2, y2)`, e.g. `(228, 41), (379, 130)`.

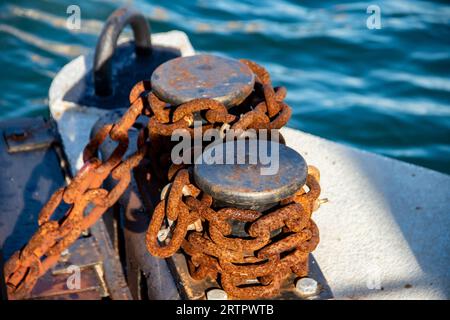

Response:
(193, 140), (307, 209)
(151, 54), (255, 108)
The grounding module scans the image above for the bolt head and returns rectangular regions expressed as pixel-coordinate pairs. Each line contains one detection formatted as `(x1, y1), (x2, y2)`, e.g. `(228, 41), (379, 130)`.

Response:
(206, 288), (228, 300)
(157, 228), (170, 242)
(296, 277), (318, 297)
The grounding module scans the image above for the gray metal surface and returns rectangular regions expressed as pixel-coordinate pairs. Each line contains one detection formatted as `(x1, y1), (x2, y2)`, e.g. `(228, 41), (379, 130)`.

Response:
(194, 140), (308, 209)
(151, 54), (255, 107)
(0, 117), (67, 260)
(3, 119), (58, 153)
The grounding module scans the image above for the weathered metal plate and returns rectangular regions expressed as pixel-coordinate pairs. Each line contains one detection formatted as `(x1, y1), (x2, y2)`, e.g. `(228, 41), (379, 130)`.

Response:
(171, 252), (333, 300)
(193, 140), (308, 209)
(0, 118), (67, 260)
(30, 262), (104, 300)
(27, 226), (130, 300)
(4, 119), (58, 153)
(151, 54), (255, 107)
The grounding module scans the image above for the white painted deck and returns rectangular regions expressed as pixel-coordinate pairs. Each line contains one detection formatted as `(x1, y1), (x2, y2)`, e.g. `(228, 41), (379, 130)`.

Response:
(49, 31), (450, 300)
(282, 127), (450, 299)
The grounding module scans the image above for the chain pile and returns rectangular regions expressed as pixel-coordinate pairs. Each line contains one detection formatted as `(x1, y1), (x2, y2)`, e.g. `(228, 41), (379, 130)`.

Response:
(146, 166), (321, 299)
(3, 58), (319, 300)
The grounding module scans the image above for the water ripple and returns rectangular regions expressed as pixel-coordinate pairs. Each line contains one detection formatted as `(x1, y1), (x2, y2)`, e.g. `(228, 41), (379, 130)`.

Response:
(0, 0), (448, 174)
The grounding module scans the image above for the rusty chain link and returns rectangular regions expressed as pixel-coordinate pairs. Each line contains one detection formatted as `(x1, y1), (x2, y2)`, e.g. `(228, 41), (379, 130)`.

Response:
(3, 58), (313, 300)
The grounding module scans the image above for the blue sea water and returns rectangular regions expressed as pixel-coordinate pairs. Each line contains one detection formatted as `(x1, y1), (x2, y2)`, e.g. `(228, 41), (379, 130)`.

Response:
(0, 0), (449, 173)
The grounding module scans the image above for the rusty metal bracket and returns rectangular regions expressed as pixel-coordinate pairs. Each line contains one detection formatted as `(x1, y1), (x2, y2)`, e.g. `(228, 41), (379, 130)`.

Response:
(3, 118), (59, 153)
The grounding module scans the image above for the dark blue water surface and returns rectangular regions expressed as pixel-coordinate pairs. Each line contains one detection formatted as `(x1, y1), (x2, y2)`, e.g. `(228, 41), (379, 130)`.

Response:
(0, 1), (449, 173)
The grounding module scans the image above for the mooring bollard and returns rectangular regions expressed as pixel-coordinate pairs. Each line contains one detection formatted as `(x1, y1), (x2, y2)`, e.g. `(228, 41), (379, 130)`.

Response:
(144, 54), (323, 299)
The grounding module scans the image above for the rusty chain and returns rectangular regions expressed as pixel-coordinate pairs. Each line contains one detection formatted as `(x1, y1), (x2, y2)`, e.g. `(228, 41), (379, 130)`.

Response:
(146, 165), (321, 299)
(3, 58), (312, 300)
(3, 80), (152, 300)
